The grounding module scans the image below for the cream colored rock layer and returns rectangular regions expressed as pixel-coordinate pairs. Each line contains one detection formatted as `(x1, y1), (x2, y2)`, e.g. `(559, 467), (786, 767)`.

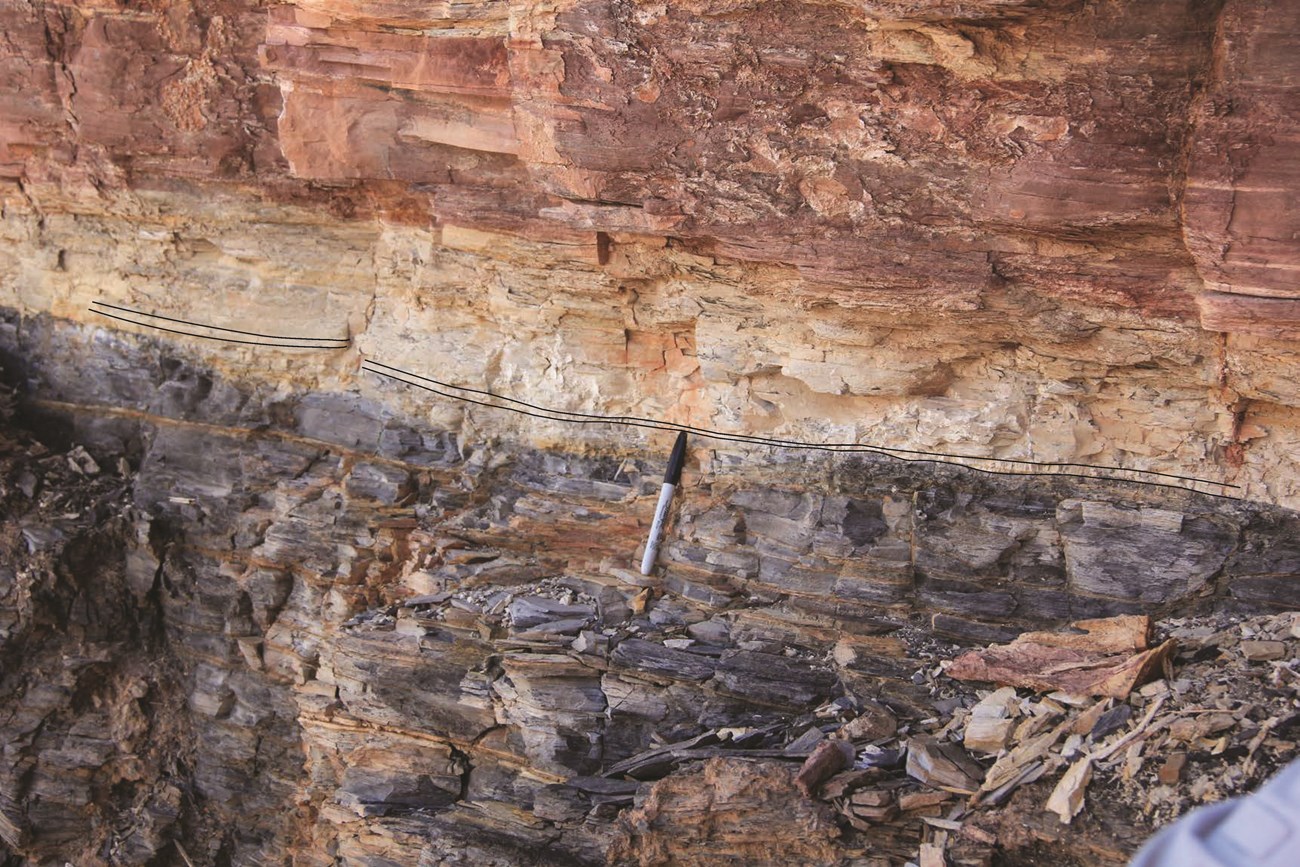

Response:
(4, 183), (1296, 508)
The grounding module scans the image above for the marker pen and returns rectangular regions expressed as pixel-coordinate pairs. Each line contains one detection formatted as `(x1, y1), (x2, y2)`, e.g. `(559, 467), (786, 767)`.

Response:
(640, 431), (688, 575)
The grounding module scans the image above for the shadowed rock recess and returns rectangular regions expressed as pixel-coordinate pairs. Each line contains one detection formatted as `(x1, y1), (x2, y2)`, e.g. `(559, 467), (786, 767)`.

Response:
(2, 0), (1299, 863)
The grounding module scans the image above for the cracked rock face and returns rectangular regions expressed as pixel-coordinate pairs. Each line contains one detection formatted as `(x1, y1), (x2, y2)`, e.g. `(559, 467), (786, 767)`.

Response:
(2, 0), (1300, 863)
(2, 0), (1300, 507)
(2, 321), (1300, 865)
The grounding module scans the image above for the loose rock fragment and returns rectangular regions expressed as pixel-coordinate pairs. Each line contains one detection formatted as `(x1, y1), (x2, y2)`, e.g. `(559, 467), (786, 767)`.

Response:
(944, 615), (1175, 698)
(1045, 757), (1092, 824)
(785, 726), (827, 755)
(979, 716), (1071, 800)
(857, 745), (904, 770)
(964, 687), (1019, 755)
(905, 736), (985, 794)
(66, 445), (101, 475)
(1168, 712), (1236, 744)
(796, 739), (856, 797)
(849, 788), (892, 808)
(919, 842), (947, 867)
(899, 789), (952, 812)
(839, 701), (898, 742)
(571, 630), (609, 655)
(1240, 640), (1287, 662)
(507, 595), (595, 629)
(1069, 698), (1111, 737)
(1157, 751), (1187, 785)
(848, 801), (898, 823)
(820, 769), (876, 800)
(1090, 703), (1133, 740)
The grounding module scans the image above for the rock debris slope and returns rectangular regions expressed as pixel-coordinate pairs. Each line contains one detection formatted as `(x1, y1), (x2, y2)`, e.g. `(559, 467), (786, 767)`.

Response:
(1, 0), (1299, 863)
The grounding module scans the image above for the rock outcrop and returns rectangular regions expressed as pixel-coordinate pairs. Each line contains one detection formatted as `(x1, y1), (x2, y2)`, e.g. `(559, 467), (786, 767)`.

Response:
(3, 0), (1300, 507)
(2, 0), (1299, 863)
(3, 313), (1300, 865)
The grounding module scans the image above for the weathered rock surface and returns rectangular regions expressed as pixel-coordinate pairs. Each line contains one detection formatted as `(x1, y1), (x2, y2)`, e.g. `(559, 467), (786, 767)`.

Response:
(1, 0), (1300, 508)
(2, 320), (1300, 864)
(2, 0), (1300, 863)
(609, 759), (847, 867)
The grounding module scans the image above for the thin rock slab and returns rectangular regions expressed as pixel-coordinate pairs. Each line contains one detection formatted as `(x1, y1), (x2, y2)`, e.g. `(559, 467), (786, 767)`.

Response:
(1045, 757), (1093, 824)
(905, 736), (985, 795)
(820, 769), (879, 800)
(978, 716), (1073, 800)
(943, 615), (1175, 698)
(838, 701), (898, 742)
(604, 732), (723, 781)
(964, 687), (1019, 755)
(919, 843), (948, 867)
(609, 638), (718, 683)
(796, 739), (856, 797)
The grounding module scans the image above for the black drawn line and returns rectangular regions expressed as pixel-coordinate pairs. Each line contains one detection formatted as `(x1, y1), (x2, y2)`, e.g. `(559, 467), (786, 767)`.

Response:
(361, 359), (1240, 498)
(91, 300), (350, 345)
(91, 308), (349, 350)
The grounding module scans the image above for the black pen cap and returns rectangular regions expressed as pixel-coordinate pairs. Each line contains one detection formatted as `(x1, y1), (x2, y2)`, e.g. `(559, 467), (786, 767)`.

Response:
(664, 431), (688, 485)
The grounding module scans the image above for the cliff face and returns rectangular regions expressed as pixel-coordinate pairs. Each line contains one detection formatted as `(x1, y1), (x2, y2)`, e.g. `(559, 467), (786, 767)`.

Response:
(2, 0), (1300, 864)
(6, 0), (1300, 504)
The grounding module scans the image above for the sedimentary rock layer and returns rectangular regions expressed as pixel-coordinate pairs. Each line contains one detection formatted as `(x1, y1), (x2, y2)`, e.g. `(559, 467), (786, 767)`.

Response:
(2, 0), (1300, 863)
(1, 0), (1299, 508)
(4, 320), (1299, 865)
(2, 315), (1300, 863)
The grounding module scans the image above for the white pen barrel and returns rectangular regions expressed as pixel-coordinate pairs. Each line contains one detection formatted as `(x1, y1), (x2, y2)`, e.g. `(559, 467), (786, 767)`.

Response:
(640, 482), (677, 575)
